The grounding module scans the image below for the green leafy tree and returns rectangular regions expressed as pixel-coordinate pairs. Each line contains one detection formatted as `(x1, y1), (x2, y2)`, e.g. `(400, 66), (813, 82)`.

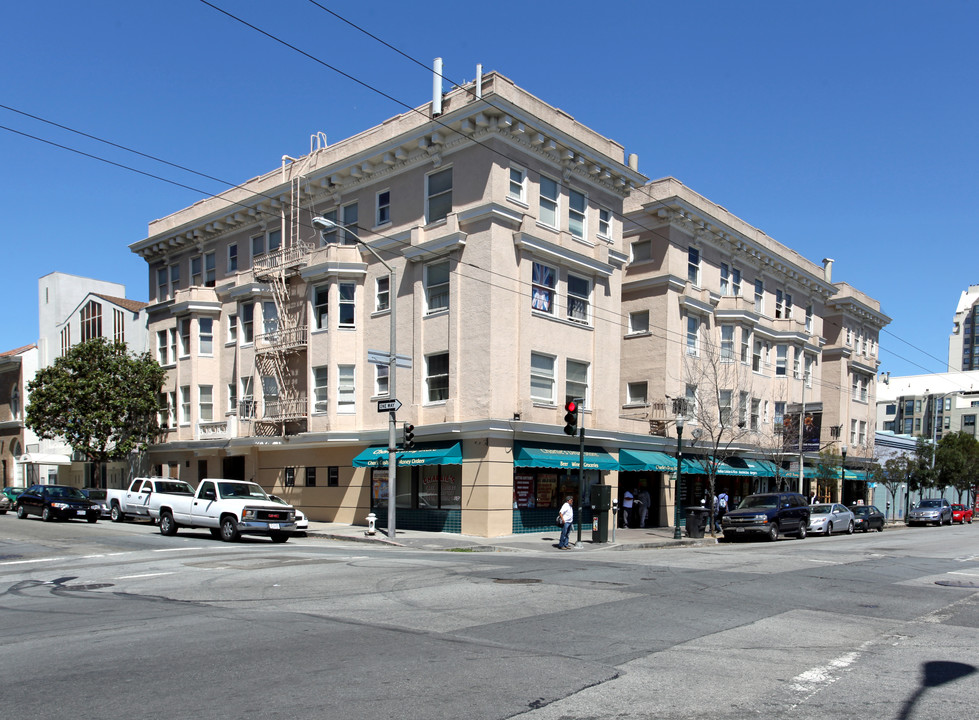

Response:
(880, 455), (914, 520)
(935, 431), (979, 503)
(26, 338), (167, 487)
(908, 437), (937, 511)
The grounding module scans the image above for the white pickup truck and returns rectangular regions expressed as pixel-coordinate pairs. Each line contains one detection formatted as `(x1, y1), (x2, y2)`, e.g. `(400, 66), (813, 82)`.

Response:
(149, 478), (296, 543)
(106, 477), (195, 522)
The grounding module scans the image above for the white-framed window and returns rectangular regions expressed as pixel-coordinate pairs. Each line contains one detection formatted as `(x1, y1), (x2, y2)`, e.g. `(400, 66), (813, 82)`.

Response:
(719, 390), (732, 427)
(859, 420), (867, 445)
(566, 360), (589, 409)
(851, 419), (858, 444)
(375, 189), (391, 227)
(169, 328), (177, 363)
(566, 274), (590, 324)
(199, 318), (213, 356)
(754, 279), (764, 313)
(338, 283), (355, 327)
(732, 267), (741, 296)
(568, 189), (587, 240)
(627, 381), (647, 405)
(805, 355), (814, 388)
(424, 260), (450, 314)
(531, 262), (556, 315)
(860, 376), (869, 402)
(741, 328), (750, 363)
(805, 304), (813, 333)
(167, 391), (176, 428)
(685, 384), (698, 418)
(753, 340), (762, 372)
(203, 251), (215, 287)
(157, 267), (168, 301)
(686, 315), (700, 356)
(157, 330), (168, 366)
(313, 285), (329, 330)
(774, 401), (786, 428)
(539, 175), (559, 228)
(792, 347), (801, 379)
(775, 344), (787, 376)
(240, 377), (254, 418)
(751, 398), (760, 432)
(313, 366), (329, 413)
(263, 301), (278, 340)
(318, 209), (338, 245)
(739, 391), (749, 428)
(508, 166), (527, 203)
(228, 383), (237, 414)
(251, 234), (265, 261)
(337, 365), (355, 413)
(340, 203), (358, 245)
(227, 243), (238, 273)
(191, 255), (203, 286)
(720, 325), (735, 360)
(425, 352), (449, 403)
(530, 352), (556, 404)
(631, 240), (651, 263)
(687, 247), (700, 285)
(227, 314), (238, 344)
(426, 167), (452, 224)
(375, 364), (389, 397)
(721, 263), (731, 295)
(785, 292), (793, 319)
(241, 302), (254, 344)
(598, 208), (611, 240)
(375, 276), (390, 313)
(628, 310), (649, 334)
(180, 385), (191, 425)
(199, 385), (213, 422)
(179, 318), (191, 357)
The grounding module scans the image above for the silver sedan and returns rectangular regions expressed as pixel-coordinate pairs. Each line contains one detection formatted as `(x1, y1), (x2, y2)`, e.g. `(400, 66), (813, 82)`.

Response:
(808, 503), (855, 535)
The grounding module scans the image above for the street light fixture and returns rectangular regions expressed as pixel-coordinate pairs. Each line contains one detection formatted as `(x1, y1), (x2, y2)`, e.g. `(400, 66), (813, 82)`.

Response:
(674, 413), (685, 540)
(313, 216), (398, 540)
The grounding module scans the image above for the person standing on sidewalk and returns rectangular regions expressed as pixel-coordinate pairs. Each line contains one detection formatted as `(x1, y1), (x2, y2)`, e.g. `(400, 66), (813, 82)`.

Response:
(621, 488), (634, 528)
(635, 486), (651, 529)
(557, 496), (574, 549)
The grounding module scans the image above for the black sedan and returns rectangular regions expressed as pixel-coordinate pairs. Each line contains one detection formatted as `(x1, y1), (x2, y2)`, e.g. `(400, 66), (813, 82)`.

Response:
(15, 484), (100, 523)
(850, 504), (885, 532)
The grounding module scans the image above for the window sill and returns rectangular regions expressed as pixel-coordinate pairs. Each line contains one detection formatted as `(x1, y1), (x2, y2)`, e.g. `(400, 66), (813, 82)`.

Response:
(423, 400), (448, 407)
(571, 235), (595, 249)
(424, 308), (449, 319)
(506, 196), (529, 210)
(531, 310), (593, 330)
(622, 402), (649, 410)
(532, 402), (558, 409)
(371, 308), (391, 319)
(625, 330), (652, 338)
(535, 220), (559, 234)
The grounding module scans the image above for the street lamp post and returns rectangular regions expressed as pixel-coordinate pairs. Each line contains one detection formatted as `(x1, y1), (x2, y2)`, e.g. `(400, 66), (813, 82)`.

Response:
(313, 217), (398, 540)
(840, 443), (848, 503)
(674, 415), (685, 540)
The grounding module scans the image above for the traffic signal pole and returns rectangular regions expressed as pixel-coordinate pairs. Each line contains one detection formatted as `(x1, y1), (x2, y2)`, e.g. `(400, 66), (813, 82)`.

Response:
(576, 422), (585, 548)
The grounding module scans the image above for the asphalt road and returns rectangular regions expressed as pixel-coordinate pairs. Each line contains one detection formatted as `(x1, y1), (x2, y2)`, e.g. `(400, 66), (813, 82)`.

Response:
(1, 514), (977, 720)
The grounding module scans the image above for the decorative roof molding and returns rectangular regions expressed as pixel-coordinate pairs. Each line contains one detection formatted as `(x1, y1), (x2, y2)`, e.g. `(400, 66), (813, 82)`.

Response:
(300, 261), (368, 283)
(513, 232), (614, 278)
(403, 232), (467, 263)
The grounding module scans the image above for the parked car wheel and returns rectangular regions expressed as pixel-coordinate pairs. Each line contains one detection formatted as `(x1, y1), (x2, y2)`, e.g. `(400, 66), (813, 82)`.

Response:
(110, 504), (125, 523)
(220, 516), (240, 542)
(209, 528), (222, 539)
(826, 522), (833, 535)
(159, 512), (178, 536)
(796, 523), (807, 539)
(270, 532), (289, 543)
(42, 507), (53, 522)
(16, 504), (27, 519)
(87, 515), (98, 524)
(846, 520), (854, 534)
(767, 523), (780, 541)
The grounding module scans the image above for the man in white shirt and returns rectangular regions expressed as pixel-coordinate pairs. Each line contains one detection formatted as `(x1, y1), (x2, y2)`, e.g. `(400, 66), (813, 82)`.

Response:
(557, 496), (574, 549)
(621, 489), (634, 528)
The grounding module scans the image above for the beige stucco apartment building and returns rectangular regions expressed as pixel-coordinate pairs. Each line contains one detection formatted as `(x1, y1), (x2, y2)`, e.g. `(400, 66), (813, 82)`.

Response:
(128, 71), (889, 537)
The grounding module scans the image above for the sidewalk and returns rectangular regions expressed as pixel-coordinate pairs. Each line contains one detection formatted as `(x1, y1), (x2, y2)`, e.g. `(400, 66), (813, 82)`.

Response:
(304, 521), (720, 552)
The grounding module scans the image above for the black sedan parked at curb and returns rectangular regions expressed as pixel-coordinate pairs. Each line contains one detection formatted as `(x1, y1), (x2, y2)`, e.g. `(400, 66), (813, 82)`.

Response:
(15, 485), (100, 523)
(851, 504), (886, 532)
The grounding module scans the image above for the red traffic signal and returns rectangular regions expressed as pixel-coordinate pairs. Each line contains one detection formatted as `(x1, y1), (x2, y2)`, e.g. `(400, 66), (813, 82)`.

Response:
(563, 401), (578, 436)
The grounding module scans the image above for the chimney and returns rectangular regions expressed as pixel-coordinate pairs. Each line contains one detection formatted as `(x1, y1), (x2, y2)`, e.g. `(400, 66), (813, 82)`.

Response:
(822, 258), (835, 283)
(628, 153), (639, 171)
(432, 58), (443, 117)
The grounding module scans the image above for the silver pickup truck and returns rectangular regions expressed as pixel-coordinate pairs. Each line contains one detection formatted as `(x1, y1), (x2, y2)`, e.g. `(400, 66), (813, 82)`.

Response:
(105, 477), (195, 522)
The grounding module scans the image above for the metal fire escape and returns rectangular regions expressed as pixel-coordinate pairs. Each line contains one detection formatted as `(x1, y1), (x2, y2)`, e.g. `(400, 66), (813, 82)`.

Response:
(251, 165), (314, 436)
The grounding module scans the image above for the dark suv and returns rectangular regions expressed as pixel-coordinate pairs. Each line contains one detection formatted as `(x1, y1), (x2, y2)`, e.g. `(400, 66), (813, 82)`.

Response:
(721, 492), (810, 541)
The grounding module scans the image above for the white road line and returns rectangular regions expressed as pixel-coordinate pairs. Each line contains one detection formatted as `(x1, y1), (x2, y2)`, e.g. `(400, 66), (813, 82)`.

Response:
(948, 570), (979, 577)
(152, 547), (205, 552)
(0, 557), (64, 566)
(798, 558), (839, 564)
(115, 572), (174, 579)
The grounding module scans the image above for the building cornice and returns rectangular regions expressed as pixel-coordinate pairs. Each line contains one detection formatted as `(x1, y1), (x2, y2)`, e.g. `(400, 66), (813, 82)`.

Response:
(514, 232), (614, 278)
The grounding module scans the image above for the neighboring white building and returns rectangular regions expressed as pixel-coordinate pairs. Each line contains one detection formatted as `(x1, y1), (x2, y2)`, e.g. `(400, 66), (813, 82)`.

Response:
(948, 284), (979, 372)
(876, 370), (979, 441)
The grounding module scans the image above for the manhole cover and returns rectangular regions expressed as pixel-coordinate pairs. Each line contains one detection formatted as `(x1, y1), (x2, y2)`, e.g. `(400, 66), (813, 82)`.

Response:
(493, 578), (541, 584)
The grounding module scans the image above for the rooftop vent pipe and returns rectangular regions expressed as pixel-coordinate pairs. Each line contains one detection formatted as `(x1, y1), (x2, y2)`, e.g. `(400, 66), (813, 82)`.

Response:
(822, 258), (835, 282)
(433, 58), (443, 117)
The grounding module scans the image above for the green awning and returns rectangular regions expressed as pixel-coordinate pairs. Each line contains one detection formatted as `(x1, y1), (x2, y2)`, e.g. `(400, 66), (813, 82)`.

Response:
(745, 459), (776, 477)
(619, 449), (677, 472)
(352, 443), (462, 468)
(681, 457), (757, 476)
(513, 443), (618, 471)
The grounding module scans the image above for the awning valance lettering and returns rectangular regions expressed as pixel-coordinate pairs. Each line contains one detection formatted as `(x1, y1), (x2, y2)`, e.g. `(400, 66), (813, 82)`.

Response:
(352, 443), (462, 468)
(513, 443), (618, 471)
(618, 449), (677, 472)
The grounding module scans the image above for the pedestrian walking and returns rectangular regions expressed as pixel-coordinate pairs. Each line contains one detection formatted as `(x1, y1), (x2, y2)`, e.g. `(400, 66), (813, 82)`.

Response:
(557, 496), (574, 549)
(621, 488), (634, 528)
(717, 491), (728, 531)
(635, 486), (651, 529)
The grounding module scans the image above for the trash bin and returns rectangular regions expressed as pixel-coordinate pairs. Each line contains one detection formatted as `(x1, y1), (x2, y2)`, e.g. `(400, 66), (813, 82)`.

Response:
(591, 485), (611, 543)
(685, 507), (708, 538)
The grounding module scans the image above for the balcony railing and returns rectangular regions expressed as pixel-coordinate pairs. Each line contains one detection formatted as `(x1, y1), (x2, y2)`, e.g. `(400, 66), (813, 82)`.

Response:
(261, 395), (308, 423)
(256, 325), (308, 353)
(253, 241), (312, 278)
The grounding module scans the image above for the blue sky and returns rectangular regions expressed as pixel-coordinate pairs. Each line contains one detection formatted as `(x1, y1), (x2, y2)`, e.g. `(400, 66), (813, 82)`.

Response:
(1, 0), (976, 379)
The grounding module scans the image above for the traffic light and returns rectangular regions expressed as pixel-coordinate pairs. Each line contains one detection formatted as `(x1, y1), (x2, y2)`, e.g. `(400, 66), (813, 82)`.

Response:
(403, 422), (415, 450)
(563, 400), (578, 436)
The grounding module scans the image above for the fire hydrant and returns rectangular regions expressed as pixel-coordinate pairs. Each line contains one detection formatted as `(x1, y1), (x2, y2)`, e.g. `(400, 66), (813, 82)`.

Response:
(365, 512), (377, 536)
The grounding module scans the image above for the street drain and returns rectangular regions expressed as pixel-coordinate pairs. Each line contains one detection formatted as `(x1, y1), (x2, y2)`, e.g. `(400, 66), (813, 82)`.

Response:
(493, 578), (541, 584)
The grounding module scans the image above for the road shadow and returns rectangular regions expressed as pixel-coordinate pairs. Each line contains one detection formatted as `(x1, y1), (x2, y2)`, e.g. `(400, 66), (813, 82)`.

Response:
(898, 660), (976, 720)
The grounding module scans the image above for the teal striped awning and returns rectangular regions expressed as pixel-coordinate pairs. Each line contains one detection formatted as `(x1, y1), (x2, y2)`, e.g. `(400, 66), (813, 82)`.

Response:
(513, 443), (618, 471)
(352, 443), (463, 468)
(618, 449), (677, 472)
